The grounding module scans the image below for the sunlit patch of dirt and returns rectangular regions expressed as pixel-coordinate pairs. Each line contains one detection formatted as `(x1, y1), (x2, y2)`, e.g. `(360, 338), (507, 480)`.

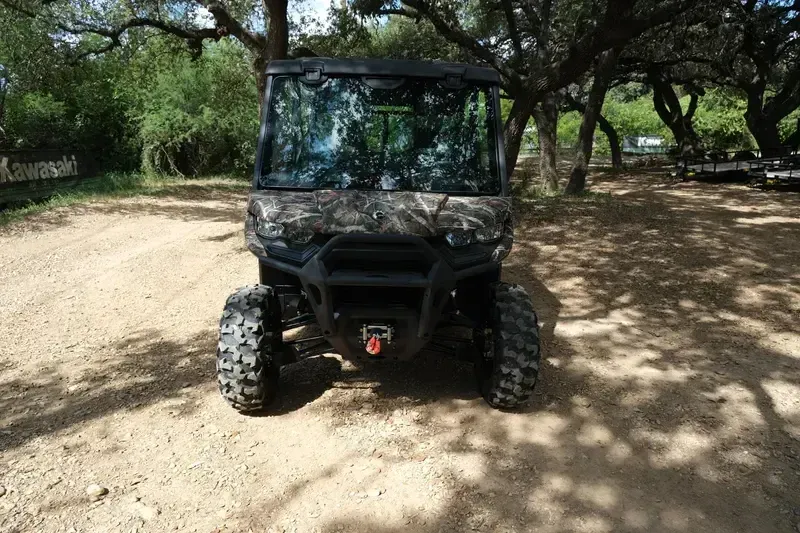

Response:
(0, 175), (799, 533)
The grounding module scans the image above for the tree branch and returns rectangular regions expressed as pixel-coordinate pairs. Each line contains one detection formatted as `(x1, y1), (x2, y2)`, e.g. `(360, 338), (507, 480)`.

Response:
(685, 92), (699, 121)
(197, 0), (266, 53)
(500, 0), (523, 58)
(763, 66), (800, 121)
(376, 8), (416, 17)
(527, 0), (694, 94)
(400, 0), (524, 88)
(518, 0), (541, 31)
(0, 0), (226, 58)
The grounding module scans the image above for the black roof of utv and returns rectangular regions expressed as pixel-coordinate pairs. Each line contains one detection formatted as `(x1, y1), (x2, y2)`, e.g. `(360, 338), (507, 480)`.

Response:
(266, 58), (501, 84)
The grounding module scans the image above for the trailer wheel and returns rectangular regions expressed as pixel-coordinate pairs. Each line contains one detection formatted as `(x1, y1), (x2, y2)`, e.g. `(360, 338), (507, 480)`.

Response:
(216, 285), (282, 412)
(475, 282), (541, 409)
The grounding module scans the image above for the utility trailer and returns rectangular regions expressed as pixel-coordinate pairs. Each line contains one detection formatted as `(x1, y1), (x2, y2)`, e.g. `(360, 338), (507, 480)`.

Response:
(748, 155), (800, 187)
(677, 150), (761, 181)
(678, 149), (798, 183)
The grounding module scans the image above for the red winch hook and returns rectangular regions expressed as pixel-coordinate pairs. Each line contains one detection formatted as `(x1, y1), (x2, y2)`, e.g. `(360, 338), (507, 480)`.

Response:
(366, 334), (381, 355)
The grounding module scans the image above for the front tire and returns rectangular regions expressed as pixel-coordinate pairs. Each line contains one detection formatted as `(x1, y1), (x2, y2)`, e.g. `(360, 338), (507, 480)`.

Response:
(216, 285), (281, 412)
(475, 282), (541, 409)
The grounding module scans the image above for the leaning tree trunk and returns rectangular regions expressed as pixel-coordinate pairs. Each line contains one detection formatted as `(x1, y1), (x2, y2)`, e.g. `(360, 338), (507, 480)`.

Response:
(565, 49), (618, 195)
(532, 92), (560, 192)
(564, 93), (622, 170)
(649, 69), (702, 156)
(503, 96), (534, 177)
(597, 114), (622, 169)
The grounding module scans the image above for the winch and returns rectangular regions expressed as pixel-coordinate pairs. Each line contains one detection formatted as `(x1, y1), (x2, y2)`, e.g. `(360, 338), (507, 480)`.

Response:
(361, 324), (393, 355)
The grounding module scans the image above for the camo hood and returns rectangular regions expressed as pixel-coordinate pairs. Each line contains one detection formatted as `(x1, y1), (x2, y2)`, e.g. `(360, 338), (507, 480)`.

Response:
(247, 190), (511, 237)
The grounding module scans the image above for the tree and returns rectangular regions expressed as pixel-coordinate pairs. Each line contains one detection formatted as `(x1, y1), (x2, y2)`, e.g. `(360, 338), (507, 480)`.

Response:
(299, 4), (463, 61)
(730, 1), (800, 154)
(0, 6), (138, 160)
(358, 0), (700, 191)
(0, 0), (290, 106)
(565, 47), (618, 194)
(647, 69), (704, 155)
(564, 91), (623, 170)
(619, 0), (800, 155)
(136, 40), (259, 175)
(531, 91), (560, 191)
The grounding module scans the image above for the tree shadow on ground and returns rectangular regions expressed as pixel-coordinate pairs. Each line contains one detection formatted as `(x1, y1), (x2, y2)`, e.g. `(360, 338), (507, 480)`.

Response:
(0, 329), (217, 454)
(2, 171), (799, 533)
(231, 176), (800, 533)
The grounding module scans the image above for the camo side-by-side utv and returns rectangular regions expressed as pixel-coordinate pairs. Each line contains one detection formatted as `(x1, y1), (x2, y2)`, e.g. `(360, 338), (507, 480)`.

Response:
(216, 58), (541, 411)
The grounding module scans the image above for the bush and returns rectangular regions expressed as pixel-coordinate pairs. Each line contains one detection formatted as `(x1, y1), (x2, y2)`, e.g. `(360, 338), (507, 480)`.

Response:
(3, 92), (70, 148)
(136, 41), (258, 177)
(693, 89), (756, 150)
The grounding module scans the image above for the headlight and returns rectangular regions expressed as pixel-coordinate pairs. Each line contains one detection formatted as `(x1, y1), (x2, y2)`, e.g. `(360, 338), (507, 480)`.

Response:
(255, 216), (314, 244)
(474, 223), (503, 243)
(445, 223), (505, 247)
(445, 230), (473, 247)
(255, 219), (285, 239)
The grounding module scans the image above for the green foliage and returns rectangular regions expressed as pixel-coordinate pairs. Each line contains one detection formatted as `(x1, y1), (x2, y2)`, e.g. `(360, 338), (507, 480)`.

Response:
(4, 92), (70, 147)
(693, 89), (756, 150)
(778, 109), (800, 142)
(301, 13), (462, 61)
(135, 40), (258, 176)
(551, 87), (759, 153)
(371, 16), (463, 60)
(556, 111), (582, 149)
(0, 12), (138, 168)
(603, 93), (672, 141)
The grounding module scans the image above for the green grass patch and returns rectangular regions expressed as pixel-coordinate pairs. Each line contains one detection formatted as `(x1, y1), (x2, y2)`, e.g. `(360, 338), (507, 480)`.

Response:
(0, 173), (250, 227)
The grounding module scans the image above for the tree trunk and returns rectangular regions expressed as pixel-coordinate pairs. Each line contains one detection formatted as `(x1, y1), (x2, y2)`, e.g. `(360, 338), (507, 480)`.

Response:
(745, 93), (785, 157)
(532, 92), (560, 192)
(565, 49), (617, 194)
(503, 96), (533, 178)
(564, 92), (622, 170)
(748, 118), (784, 157)
(0, 65), (7, 140)
(254, 0), (289, 110)
(649, 69), (702, 156)
(265, 0), (289, 59)
(254, 59), (269, 110)
(598, 114), (622, 169)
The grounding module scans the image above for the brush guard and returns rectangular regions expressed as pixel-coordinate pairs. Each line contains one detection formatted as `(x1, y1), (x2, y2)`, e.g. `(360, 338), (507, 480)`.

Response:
(296, 234), (456, 359)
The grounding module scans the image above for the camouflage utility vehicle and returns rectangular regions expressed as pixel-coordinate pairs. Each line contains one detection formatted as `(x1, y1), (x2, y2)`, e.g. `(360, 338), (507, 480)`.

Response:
(216, 58), (541, 411)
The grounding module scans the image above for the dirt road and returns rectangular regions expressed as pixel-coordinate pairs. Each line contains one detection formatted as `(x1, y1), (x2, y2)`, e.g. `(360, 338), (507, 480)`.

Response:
(1, 176), (799, 533)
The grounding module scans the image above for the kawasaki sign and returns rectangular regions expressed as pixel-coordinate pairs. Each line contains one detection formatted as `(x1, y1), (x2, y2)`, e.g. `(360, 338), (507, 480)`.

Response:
(0, 150), (98, 203)
(0, 154), (80, 182)
(622, 135), (668, 154)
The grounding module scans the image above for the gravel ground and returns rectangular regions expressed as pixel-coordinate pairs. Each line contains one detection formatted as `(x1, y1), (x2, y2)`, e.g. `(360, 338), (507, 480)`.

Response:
(0, 175), (798, 533)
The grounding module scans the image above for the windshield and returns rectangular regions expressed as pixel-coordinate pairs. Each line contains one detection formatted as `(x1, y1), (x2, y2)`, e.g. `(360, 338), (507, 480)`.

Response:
(259, 76), (501, 194)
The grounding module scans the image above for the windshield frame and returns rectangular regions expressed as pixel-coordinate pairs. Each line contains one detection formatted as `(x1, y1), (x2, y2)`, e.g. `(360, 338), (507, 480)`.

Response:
(253, 74), (508, 197)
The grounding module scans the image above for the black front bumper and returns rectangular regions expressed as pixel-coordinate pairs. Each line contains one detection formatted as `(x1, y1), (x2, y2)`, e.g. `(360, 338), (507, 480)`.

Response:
(258, 234), (496, 359)
(301, 234), (453, 359)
